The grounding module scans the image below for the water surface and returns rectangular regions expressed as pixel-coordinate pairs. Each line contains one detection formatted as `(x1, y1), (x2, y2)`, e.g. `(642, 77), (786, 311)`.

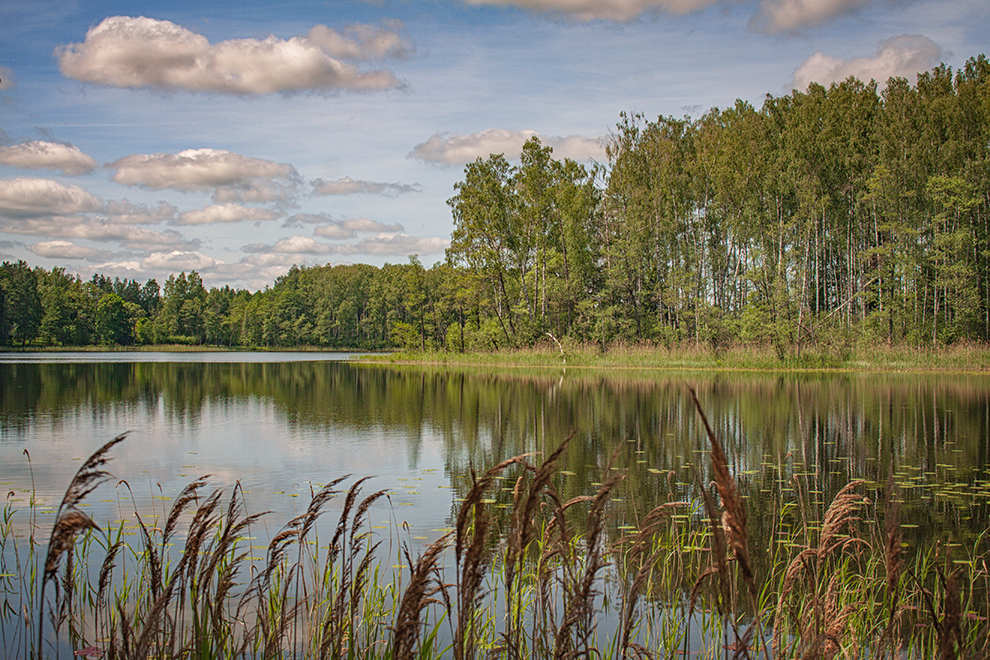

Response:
(2, 354), (988, 554)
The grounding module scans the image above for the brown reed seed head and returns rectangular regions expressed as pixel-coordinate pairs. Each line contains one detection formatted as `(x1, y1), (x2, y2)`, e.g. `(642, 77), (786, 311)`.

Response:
(45, 510), (99, 579)
(940, 568), (962, 660)
(689, 387), (755, 588)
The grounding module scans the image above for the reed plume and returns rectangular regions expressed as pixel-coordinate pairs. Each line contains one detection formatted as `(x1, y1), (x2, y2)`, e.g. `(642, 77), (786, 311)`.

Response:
(554, 458), (624, 660)
(773, 479), (869, 659)
(689, 388), (755, 596)
(37, 433), (126, 660)
(503, 435), (572, 654)
(939, 554), (962, 660)
(615, 501), (686, 658)
(453, 453), (532, 660)
(392, 534), (451, 660)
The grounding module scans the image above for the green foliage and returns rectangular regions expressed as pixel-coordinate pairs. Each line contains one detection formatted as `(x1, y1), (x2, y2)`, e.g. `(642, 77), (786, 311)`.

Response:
(3, 55), (990, 354)
(390, 321), (420, 350)
(95, 293), (132, 345)
(0, 260), (42, 346)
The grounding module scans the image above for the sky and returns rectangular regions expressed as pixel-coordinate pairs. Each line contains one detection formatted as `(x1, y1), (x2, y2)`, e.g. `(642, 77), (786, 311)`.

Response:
(0, 0), (987, 291)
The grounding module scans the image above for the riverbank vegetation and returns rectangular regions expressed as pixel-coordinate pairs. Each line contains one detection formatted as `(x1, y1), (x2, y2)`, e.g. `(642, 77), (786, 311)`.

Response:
(2, 56), (989, 359)
(376, 340), (990, 372)
(3, 400), (987, 659)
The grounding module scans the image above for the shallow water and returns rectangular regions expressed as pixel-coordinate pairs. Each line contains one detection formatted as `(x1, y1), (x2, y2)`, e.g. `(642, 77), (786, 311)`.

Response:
(2, 355), (989, 549)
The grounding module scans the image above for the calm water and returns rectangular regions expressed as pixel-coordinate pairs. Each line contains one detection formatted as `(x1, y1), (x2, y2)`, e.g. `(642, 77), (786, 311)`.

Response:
(2, 353), (990, 555)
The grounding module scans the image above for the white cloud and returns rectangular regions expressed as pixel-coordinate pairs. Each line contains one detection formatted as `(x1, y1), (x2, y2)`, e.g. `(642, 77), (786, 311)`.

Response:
(410, 129), (605, 165)
(0, 66), (14, 91)
(306, 23), (412, 60)
(336, 233), (450, 256)
(104, 199), (178, 224)
(311, 216), (404, 238)
(751, 0), (870, 34)
(311, 176), (421, 196)
(109, 148), (299, 202)
(0, 140), (97, 175)
(27, 239), (99, 260)
(792, 35), (945, 89)
(212, 181), (295, 204)
(0, 178), (102, 218)
(244, 235), (332, 254)
(284, 213), (403, 237)
(313, 224), (355, 239)
(56, 16), (404, 95)
(176, 203), (281, 225)
(282, 212), (335, 227)
(141, 250), (220, 271)
(341, 217), (403, 233)
(242, 230), (444, 257)
(238, 253), (303, 268)
(0, 217), (193, 251)
(90, 260), (144, 274)
(460, 0), (719, 21)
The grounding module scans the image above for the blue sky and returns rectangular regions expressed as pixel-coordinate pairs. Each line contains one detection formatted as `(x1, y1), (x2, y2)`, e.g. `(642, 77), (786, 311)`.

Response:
(0, 0), (987, 290)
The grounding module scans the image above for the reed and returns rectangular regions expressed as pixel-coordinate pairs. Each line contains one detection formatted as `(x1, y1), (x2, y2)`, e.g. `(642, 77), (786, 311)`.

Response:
(2, 406), (989, 659)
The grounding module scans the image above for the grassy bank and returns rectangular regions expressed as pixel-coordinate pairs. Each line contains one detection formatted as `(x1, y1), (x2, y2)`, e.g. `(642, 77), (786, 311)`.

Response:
(2, 399), (987, 659)
(0, 344), (367, 353)
(5, 340), (990, 373)
(369, 340), (990, 373)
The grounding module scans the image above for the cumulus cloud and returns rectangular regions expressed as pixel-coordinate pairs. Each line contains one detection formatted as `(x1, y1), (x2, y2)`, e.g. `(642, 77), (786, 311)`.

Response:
(336, 233), (450, 256)
(460, 0), (719, 21)
(105, 199), (177, 224)
(176, 203), (281, 225)
(237, 252), (303, 268)
(283, 213), (403, 237)
(56, 16), (404, 95)
(281, 212), (336, 228)
(0, 217), (193, 251)
(792, 35), (944, 89)
(243, 231), (446, 257)
(0, 141), (97, 175)
(0, 178), (102, 218)
(141, 250), (220, 271)
(751, 0), (870, 34)
(0, 66), (14, 91)
(410, 129), (605, 165)
(89, 260), (144, 274)
(313, 218), (403, 239)
(311, 176), (421, 196)
(109, 148), (299, 202)
(311, 224), (354, 239)
(306, 23), (412, 60)
(27, 240), (100, 260)
(243, 235), (332, 254)
(342, 217), (403, 233)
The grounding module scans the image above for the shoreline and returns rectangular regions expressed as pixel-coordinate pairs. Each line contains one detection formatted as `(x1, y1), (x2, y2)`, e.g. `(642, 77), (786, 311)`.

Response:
(361, 343), (990, 375)
(2, 342), (989, 374)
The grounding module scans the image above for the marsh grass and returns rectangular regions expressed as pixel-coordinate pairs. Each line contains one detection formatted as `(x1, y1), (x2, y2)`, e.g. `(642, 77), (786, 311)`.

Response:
(3, 405), (990, 659)
(375, 339), (990, 373)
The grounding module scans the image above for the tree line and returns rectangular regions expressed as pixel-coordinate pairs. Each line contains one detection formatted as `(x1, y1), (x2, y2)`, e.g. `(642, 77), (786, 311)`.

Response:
(2, 55), (989, 353)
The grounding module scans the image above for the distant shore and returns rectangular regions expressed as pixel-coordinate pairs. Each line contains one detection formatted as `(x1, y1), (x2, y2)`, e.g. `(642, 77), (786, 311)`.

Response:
(3, 342), (990, 373)
(363, 342), (990, 374)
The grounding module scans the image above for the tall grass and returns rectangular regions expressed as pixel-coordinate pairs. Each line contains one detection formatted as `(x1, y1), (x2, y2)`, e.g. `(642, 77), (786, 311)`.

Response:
(376, 339), (990, 372)
(2, 401), (989, 659)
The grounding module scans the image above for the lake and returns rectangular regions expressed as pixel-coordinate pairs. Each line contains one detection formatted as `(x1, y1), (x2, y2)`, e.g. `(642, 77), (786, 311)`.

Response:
(3, 353), (990, 657)
(2, 354), (989, 552)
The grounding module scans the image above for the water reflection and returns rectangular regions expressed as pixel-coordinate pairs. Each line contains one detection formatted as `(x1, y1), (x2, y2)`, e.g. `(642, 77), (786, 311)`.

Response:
(2, 358), (988, 555)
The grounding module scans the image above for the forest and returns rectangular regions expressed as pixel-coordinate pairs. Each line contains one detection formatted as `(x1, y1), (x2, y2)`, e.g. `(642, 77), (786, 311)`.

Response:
(1, 56), (989, 355)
